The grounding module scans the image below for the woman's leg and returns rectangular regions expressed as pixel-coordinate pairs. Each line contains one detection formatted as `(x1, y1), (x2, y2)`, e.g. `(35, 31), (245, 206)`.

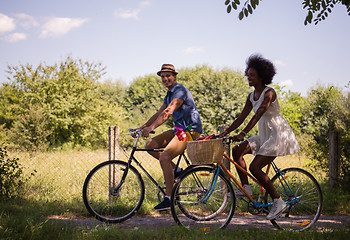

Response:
(232, 140), (252, 185)
(249, 155), (279, 199)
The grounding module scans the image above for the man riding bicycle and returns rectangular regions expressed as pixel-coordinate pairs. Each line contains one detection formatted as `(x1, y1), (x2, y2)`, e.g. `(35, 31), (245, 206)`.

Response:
(134, 64), (203, 211)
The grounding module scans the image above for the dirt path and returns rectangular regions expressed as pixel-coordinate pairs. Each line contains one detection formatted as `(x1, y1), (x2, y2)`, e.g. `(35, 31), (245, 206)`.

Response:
(48, 213), (350, 231)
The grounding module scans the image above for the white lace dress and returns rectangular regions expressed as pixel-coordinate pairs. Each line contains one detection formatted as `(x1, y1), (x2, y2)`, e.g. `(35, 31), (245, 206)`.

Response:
(247, 87), (300, 156)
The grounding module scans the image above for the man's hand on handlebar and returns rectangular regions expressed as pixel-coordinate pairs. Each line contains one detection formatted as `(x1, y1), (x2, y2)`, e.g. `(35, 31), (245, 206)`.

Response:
(129, 128), (155, 138)
(141, 127), (153, 138)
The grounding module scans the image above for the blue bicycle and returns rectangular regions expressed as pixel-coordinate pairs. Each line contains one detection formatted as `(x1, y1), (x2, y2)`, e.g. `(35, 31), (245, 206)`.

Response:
(170, 137), (323, 232)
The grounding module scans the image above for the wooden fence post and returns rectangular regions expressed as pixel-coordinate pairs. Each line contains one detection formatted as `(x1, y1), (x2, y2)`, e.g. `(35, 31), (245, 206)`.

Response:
(109, 126), (120, 200)
(329, 131), (340, 186)
(109, 126), (119, 161)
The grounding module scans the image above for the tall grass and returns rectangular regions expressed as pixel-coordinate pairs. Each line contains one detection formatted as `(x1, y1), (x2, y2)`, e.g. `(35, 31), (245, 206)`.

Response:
(1, 150), (349, 239)
(6, 150), (335, 215)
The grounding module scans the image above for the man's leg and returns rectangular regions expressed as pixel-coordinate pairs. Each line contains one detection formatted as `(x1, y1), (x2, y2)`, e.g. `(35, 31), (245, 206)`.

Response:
(145, 130), (177, 169)
(159, 150), (175, 197)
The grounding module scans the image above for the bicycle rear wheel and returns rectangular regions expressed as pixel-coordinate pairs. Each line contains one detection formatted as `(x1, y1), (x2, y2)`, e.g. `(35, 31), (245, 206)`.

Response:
(266, 168), (323, 231)
(171, 165), (235, 233)
(82, 160), (145, 223)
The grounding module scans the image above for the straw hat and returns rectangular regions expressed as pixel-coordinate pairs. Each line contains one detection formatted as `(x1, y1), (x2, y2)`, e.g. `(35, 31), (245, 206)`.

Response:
(157, 64), (178, 76)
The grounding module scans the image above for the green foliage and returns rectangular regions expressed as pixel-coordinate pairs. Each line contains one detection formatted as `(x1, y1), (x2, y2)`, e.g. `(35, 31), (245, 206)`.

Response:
(123, 74), (166, 125)
(98, 79), (126, 106)
(274, 85), (304, 134)
(0, 146), (24, 198)
(0, 83), (23, 129)
(300, 85), (350, 190)
(178, 65), (250, 135)
(2, 56), (127, 150)
(9, 104), (52, 152)
(225, 0), (350, 25)
(303, 0), (350, 25)
(0, 124), (9, 146)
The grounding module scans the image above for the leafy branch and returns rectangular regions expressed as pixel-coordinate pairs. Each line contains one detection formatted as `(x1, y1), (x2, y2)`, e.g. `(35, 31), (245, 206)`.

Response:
(225, 0), (350, 25)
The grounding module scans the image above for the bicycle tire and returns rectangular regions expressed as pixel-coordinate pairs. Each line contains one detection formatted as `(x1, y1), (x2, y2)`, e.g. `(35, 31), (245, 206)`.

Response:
(265, 168), (323, 231)
(82, 160), (145, 223)
(171, 165), (235, 233)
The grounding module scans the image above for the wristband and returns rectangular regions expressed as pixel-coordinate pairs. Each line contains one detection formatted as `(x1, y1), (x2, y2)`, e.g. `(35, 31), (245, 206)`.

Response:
(240, 131), (247, 136)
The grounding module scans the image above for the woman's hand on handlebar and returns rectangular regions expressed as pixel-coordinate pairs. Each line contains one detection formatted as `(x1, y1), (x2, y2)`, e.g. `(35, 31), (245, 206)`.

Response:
(217, 132), (226, 138)
(215, 133), (245, 142)
(232, 133), (245, 142)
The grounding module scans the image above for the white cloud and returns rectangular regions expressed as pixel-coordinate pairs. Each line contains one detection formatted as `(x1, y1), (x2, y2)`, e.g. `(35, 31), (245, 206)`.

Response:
(274, 60), (287, 67)
(15, 13), (39, 29)
(280, 79), (294, 87)
(114, 1), (152, 20)
(139, 0), (152, 7)
(0, 13), (16, 35)
(184, 46), (204, 55)
(114, 8), (141, 20)
(40, 17), (89, 38)
(3, 32), (27, 42)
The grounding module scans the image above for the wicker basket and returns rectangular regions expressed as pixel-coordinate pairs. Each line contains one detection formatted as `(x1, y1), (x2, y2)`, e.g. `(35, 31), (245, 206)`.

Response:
(186, 139), (223, 165)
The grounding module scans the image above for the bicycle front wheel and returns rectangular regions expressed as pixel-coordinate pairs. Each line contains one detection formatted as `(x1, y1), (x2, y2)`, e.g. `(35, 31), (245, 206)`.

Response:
(171, 165), (235, 233)
(82, 160), (145, 223)
(266, 168), (323, 231)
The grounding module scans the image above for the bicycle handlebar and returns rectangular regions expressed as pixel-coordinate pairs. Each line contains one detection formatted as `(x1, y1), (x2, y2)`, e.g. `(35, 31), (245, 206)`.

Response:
(128, 128), (155, 136)
(215, 135), (238, 145)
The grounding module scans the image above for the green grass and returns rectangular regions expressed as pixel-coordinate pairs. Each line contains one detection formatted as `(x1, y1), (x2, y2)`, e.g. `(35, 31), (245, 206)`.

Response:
(0, 197), (349, 240)
(1, 150), (349, 239)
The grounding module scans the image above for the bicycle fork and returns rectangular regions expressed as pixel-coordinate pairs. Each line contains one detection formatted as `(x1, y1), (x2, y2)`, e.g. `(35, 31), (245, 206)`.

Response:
(200, 166), (221, 203)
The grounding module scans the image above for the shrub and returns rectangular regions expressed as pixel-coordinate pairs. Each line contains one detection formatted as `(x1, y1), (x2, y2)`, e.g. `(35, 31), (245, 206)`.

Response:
(0, 146), (24, 198)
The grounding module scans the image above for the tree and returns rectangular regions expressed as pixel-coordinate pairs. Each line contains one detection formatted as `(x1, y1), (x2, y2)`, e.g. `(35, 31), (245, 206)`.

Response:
(178, 65), (250, 135)
(225, 0), (350, 25)
(123, 74), (167, 131)
(0, 83), (23, 129)
(274, 85), (304, 135)
(300, 85), (350, 190)
(2, 56), (127, 149)
(9, 104), (52, 152)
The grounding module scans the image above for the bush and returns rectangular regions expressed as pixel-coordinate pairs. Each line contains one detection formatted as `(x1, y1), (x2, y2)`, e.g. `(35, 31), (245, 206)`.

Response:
(0, 146), (25, 198)
(300, 85), (350, 192)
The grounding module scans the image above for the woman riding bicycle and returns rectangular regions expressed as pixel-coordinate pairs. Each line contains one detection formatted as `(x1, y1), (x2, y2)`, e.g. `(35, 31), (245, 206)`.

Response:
(218, 54), (300, 220)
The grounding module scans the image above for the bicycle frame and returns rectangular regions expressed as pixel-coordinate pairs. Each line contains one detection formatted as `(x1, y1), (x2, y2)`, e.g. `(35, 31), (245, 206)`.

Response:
(217, 152), (301, 210)
(117, 131), (190, 198)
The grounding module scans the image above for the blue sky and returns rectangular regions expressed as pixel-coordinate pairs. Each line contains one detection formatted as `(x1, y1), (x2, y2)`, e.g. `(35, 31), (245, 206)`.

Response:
(1, 0), (349, 96)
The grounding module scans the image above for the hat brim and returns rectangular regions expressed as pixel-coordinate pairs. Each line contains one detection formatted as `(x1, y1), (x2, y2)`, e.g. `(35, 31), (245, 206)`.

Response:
(157, 70), (178, 76)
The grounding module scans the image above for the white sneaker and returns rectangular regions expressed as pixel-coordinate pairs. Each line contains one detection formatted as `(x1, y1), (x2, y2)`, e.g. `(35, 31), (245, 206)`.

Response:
(266, 197), (288, 220)
(234, 184), (252, 200)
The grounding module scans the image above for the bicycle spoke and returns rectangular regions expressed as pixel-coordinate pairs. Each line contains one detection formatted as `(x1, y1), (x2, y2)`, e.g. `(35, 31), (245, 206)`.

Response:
(83, 161), (145, 223)
(267, 168), (322, 231)
(171, 166), (235, 233)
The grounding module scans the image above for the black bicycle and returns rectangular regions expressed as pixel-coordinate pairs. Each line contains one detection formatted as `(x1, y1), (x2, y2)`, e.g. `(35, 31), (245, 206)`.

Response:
(82, 129), (191, 223)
